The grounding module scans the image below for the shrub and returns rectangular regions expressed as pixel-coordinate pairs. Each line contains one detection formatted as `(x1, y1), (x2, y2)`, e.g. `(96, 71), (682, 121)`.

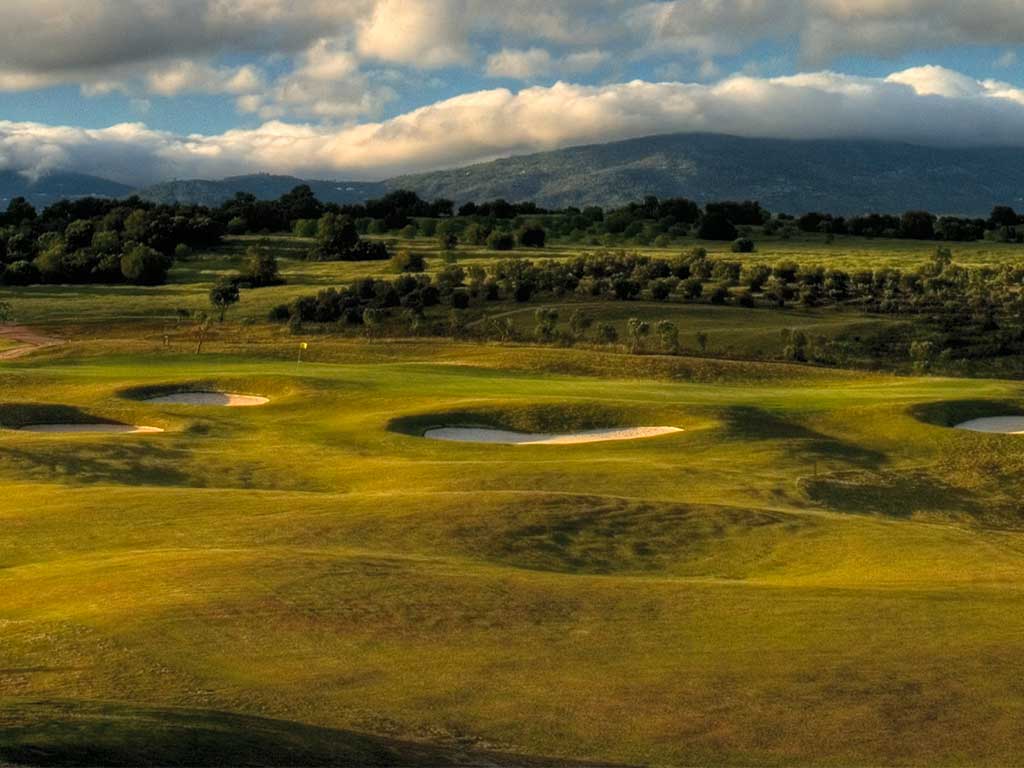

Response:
(2, 260), (39, 286)
(487, 231), (516, 251)
(517, 224), (547, 248)
(650, 279), (672, 301)
(268, 304), (291, 322)
(596, 322), (618, 343)
(121, 245), (171, 285)
(391, 250), (426, 273)
(243, 247), (282, 287)
(732, 237), (756, 253)
(697, 213), (737, 241)
(680, 278), (704, 300)
(292, 219), (319, 238)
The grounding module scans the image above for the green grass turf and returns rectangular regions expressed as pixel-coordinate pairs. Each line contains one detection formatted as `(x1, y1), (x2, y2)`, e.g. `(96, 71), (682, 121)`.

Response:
(1, 327), (1024, 765)
(1, 233), (1024, 764)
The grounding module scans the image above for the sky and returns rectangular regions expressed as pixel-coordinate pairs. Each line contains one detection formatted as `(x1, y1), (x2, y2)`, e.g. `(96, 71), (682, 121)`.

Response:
(4, 0), (1024, 185)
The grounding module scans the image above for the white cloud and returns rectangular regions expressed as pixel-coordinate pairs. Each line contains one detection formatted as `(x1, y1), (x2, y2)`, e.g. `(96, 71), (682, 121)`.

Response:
(356, 0), (471, 68)
(486, 49), (554, 79)
(145, 61), (265, 97)
(996, 50), (1019, 68)
(7, 67), (1024, 187)
(244, 39), (395, 119)
(563, 49), (610, 74)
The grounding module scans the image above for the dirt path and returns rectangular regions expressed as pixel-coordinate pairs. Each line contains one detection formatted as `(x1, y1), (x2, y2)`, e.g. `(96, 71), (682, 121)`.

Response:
(0, 325), (66, 360)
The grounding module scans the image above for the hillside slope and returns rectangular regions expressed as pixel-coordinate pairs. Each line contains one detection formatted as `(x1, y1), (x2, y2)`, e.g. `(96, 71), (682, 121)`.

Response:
(389, 133), (1024, 214)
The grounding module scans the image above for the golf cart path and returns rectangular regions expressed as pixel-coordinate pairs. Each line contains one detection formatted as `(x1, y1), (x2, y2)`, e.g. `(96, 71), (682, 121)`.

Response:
(0, 325), (66, 359)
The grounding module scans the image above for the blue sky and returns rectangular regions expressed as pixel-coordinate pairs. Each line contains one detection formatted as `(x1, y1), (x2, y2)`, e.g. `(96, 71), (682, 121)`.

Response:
(3, 1), (1024, 184)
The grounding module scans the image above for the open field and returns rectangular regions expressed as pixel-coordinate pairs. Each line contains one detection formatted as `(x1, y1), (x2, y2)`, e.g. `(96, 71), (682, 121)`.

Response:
(2, 234), (1024, 766)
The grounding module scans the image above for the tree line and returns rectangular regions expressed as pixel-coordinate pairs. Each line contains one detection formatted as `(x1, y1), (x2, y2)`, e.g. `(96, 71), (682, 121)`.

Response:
(3, 182), (1024, 287)
(268, 246), (1024, 373)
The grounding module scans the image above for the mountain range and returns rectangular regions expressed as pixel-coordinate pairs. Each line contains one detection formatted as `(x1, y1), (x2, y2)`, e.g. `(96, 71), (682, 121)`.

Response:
(5, 133), (1024, 216)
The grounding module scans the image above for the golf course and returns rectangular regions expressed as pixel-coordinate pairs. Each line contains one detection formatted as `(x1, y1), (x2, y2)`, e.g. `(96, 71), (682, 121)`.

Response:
(0, 229), (1023, 767)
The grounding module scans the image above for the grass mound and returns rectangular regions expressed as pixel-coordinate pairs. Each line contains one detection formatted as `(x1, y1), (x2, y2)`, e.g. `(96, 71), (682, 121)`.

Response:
(118, 378), (288, 404)
(0, 403), (123, 430)
(388, 401), (657, 438)
(911, 399), (1024, 429)
(445, 495), (816, 576)
(0, 700), (601, 767)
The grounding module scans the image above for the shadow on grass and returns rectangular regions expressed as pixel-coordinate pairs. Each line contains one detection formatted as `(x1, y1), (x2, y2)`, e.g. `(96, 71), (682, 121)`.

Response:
(720, 406), (886, 469)
(0, 700), (617, 767)
(476, 495), (815, 575)
(0, 404), (121, 430)
(388, 402), (651, 438)
(0, 441), (191, 486)
(799, 468), (983, 519)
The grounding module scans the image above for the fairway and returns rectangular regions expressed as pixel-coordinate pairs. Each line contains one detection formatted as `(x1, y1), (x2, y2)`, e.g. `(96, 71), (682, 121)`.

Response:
(2, 325), (1024, 766)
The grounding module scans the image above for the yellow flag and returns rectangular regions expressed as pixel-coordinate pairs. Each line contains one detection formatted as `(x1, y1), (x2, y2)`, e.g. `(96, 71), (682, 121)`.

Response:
(300, 342), (309, 350)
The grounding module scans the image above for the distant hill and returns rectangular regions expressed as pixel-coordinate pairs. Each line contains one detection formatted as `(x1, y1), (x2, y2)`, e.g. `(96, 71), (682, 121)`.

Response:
(138, 174), (387, 206)
(388, 133), (1024, 215)
(7, 133), (1024, 215)
(0, 170), (135, 207)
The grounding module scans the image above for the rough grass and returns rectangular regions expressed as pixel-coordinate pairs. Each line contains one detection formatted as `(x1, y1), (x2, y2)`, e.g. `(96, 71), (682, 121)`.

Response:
(4, 255), (1024, 765)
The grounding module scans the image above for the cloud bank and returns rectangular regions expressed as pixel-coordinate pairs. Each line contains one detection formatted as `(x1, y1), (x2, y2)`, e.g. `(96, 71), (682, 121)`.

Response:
(4, 66), (1024, 186)
(7, 1), (1024, 112)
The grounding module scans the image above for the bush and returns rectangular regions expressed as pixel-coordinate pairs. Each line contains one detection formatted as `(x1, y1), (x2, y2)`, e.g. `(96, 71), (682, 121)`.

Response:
(391, 250), (426, 273)
(121, 245), (171, 285)
(698, 213), (737, 241)
(732, 237), (756, 253)
(487, 231), (516, 251)
(650, 279), (672, 301)
(243, 247), (282, 287)
(450, 290), (470, 310)
(2, 260), (39, 286)
(174, 243), (193, 261)
(292, 219), (319, 238)
(680, 278), (704, 300)
(517, 224), (546, 248)
(268, 304), (291, 322)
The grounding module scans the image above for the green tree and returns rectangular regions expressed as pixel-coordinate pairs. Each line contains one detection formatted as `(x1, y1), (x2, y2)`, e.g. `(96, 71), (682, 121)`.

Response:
(626, 317), (650, 354)
(910, 339), (936, 373)
(244, 245), (281, 287)
(391, 250), (425, 273)
(568, 309), (593, 340)
(121, 245), (171, 285)
(209, 279), (240, 321)
(517, 223), (547, 248)
(313, 213), (359, 258)
(782, 328), (809, 362)
(596, 322), (618, 344)
(534, 308), (559, 342)
(656, 320), (680, 354)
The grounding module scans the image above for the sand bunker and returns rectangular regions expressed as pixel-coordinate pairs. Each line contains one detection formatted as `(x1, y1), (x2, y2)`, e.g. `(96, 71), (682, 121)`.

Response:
(19, 424), (164, 434)
(955, 417), (1024, 434)
(144, 392), (269, 407)
(423, 426), (683, 445)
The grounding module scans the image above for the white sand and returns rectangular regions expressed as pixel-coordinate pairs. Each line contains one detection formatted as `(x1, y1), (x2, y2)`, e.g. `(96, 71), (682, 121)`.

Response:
(144, 392), (269, 407)
(955, 416), (1024, 434)
(423, 426), (683, 445)
(19, 424), (164, 434)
